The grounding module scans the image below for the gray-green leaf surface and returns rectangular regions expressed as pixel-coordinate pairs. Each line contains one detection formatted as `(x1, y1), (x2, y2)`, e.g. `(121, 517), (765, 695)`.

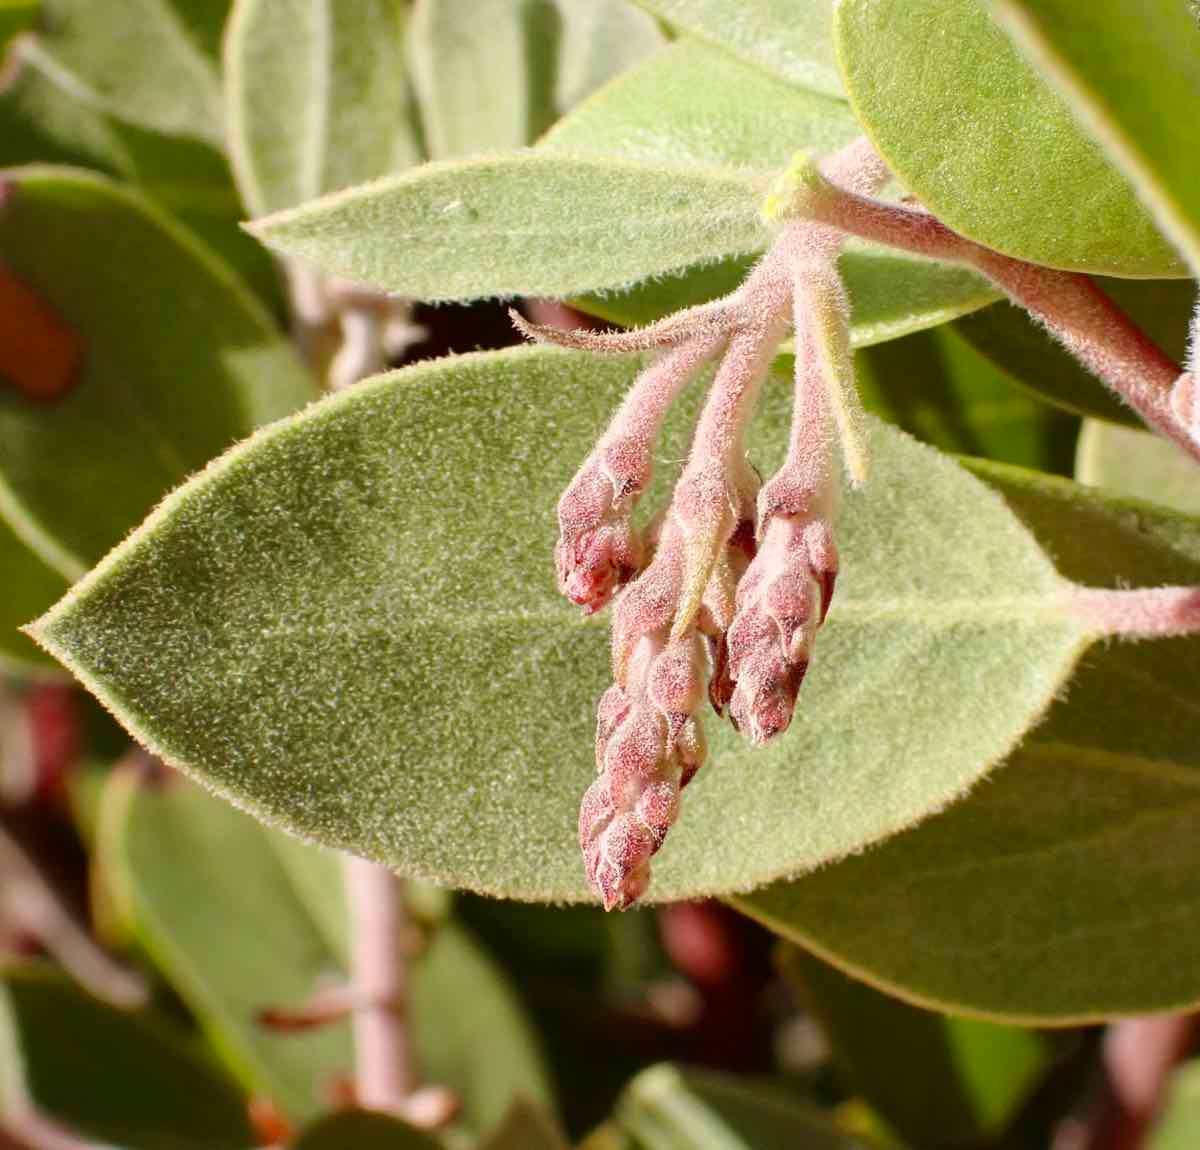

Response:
(248, 153), (769, 300)
(32, 347), (1129, 904)
(736, 465), (1200, 1019)
(633, 0), (843, 97)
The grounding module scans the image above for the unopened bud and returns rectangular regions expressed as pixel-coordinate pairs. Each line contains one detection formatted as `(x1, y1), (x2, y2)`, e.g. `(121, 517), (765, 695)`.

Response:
(726, 511), (836, 745)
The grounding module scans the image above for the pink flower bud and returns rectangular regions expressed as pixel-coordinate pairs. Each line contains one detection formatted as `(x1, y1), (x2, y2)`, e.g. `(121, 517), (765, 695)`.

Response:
(726, 511), (836, 745)
(578, 632), (710, 910)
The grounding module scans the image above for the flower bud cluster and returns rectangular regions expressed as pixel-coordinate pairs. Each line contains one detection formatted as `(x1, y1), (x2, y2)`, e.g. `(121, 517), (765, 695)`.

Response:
(578, 631), (707, 910)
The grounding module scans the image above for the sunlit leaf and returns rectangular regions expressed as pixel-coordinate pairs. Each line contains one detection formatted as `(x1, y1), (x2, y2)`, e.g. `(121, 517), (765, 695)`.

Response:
(1077, 421), (1200, 516)
(834, 0), (1185, 276)
(32, 347), (1128, 904)
(735, 464), (1200, 1020)
(992, 0), (1200, 272)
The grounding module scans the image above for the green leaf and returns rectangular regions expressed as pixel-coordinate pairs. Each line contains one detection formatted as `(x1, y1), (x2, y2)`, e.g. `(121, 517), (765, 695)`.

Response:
(0, 47), (283, 309)
(479, 1099), (569, 1150)
(98, 770), (352, 1124)
(614, 1064), (873, 1150)
(542, 37), (998, 341)
(834, 0), (1185, 277)
(992, 0), (1200, 273)
(855, 320), (1077, 473)
(953, 278), (1197, 427)
(412, 925), (554, 1133)
(553, 0), (663, 113)
(32, 346), (1121, 904)
(1077, 421), (1200, 516)
(248, 153), (769, 300)
(409, 0), (560, 159)
(633, 0), (843, 98)
(781, 946), (1047, 1147)
(292, 1111), (441, 1150)
(0, 966), (253, 1150)
(0, 0), (37, 54)
(735, 463), (1200, 1021)
(0, 166), (314, 578)
(1151, 1062), (1200, 1150)
(99, 771), (552, 1131)
(541, 36), (856, 171)
(34, 0), (226, 143)
(225, 0), (420, 217)
(0, 513), (65, 674)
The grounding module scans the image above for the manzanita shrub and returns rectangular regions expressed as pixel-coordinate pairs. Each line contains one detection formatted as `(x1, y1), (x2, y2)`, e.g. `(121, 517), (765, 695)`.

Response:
(4, 0), (1200, 1147)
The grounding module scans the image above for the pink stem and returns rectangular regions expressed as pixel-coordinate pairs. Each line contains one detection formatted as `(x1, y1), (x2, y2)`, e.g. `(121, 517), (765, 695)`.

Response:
(1068, 586), (1200, 638)
(343, 855), (418, 1112)
(800, 185), (1198, 461)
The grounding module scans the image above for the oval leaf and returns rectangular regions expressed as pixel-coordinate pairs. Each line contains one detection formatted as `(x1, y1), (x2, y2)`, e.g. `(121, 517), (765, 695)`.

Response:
(834, 0), (1184, 276)
(226, 0), (420, 216)
(735, 465), (1200, 1020)
(542, 37), (998, 342)
(0, 166), (314, 578)
(248, 153), (769, 300)
(993, 0), (1200, 273)
(32, 347), (1104, 903)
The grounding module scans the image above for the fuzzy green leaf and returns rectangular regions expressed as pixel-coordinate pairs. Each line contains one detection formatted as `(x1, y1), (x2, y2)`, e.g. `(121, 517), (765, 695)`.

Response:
(98, 772), (551, 1130)
(32, 347), (1121, 904)
(953, 279), (1197, 427)
(992, 0), (1200, 273)
(834, 0), (1185, 277)
(735, 465), (1200, 1021)
(292, 1112), (441, 1150)
(34, 0), (226, 143)
(633, 0), (843, 97)
(614, 1064), (872, 1150)
(0, 166), (313, 579)
(226, 0), (419, 216)
(0, 966), (253, 1150)
(542, 37), (998, 342)
(1077, 422), (1200, 516)
(782, 947), (1047, 1147)
(248, 153), (769, 300)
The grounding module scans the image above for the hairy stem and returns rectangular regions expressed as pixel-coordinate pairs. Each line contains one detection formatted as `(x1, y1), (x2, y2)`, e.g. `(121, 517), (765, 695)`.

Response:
(343, 855), (418, 1112)
(1068, 586), (1200, 638)
(787, 176), (1199, 461)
